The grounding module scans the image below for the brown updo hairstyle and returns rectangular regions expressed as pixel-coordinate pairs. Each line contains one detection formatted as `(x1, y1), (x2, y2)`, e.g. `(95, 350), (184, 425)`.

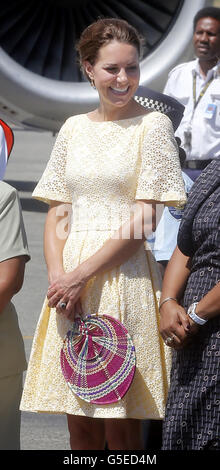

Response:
(76, 17), (144, 83)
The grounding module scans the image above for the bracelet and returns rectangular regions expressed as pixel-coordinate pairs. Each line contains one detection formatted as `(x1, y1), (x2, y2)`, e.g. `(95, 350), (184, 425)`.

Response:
(159, 297), (177, 312)
(187, 302), (208, 326)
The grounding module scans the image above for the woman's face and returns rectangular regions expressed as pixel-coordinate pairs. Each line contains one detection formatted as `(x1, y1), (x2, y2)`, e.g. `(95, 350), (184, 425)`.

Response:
(84, 40), (140, 111)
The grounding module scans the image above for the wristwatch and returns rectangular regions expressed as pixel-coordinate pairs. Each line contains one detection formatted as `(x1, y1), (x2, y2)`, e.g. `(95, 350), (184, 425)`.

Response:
(187, 302), (208, 326)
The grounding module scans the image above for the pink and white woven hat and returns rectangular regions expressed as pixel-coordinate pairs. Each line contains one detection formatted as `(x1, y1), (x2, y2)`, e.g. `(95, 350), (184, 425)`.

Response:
(60, 314), (136, 405)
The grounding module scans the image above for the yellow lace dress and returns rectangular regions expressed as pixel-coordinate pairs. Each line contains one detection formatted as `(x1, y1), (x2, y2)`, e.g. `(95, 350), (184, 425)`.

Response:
(20, 112), (186, 419)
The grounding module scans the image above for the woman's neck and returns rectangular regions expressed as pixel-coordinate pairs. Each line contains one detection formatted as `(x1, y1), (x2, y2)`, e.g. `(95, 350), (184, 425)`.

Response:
(91, 99), (146, 122)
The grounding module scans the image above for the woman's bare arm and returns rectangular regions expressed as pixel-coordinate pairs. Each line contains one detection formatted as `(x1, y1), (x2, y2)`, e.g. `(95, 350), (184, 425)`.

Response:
(47, 200), (158, 320)
(193, 282), (220, 321)
(159, 246), (192, 348)
(160, 245), (191, 302)
(160, 246), (220, 348)
(44, 201), (71, 284)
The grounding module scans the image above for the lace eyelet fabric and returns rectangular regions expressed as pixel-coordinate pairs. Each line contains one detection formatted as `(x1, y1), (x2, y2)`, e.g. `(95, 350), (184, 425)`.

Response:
(20, 112), (186, 419)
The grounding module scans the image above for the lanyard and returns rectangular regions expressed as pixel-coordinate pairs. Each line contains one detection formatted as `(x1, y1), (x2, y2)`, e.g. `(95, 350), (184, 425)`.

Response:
(184, 73), (214, 154)
(192, 73), (214, 112)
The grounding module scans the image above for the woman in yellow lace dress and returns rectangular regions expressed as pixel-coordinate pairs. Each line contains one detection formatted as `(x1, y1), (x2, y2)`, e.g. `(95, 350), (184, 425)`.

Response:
(20, 18), (186, 449)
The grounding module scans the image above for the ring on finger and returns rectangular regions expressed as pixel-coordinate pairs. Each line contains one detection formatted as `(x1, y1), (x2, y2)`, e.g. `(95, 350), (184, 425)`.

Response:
(59, 301), (67, 310)
(165, 336), (174, 346)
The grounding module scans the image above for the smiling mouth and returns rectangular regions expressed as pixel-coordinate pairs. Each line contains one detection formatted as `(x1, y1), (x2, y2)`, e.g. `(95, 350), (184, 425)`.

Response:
(110, 86), (129, 94)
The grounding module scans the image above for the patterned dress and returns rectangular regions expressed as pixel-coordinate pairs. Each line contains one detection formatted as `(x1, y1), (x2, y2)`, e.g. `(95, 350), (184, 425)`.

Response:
(20, 112), (186, 419)
(162, 160), (220, 449)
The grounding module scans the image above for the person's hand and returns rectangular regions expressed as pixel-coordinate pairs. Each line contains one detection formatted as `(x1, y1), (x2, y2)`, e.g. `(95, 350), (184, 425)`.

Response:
(58, 297), (83, 322)
(159, 301), (191, 349)
(47, 268), (86, 322)
(186, 316), (200, 337)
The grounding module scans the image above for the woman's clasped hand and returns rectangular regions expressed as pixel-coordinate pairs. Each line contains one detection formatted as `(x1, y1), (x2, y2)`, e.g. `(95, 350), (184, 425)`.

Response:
(159, 300), (200, 349)
(47, 269), (86, 321)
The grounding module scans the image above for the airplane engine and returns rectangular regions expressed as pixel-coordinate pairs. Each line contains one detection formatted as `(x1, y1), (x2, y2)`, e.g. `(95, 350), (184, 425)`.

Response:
(0, 0), (211, 131)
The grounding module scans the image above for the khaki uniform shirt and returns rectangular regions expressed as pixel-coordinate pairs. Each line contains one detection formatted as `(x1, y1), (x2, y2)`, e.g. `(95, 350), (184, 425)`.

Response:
(0, 181), (30, 378)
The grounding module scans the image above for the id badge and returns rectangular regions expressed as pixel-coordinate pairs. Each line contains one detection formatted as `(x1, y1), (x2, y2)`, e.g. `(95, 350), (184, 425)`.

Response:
(204, 103), (216, 119)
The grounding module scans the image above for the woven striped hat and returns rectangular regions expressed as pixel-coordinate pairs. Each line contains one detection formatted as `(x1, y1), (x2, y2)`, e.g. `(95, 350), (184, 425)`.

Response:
(60, 315), (136, 405)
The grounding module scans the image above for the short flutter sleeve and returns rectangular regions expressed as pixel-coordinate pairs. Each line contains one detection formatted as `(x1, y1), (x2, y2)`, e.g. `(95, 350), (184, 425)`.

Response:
(135, 112), (186, 207)
(32, 118), (73, 205)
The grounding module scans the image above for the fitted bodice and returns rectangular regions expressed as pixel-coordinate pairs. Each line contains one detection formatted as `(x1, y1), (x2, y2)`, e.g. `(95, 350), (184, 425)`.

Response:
(33, 112), (186, 233)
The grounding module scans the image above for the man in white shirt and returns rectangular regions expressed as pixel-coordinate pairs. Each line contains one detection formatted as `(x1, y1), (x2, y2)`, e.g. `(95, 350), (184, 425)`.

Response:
(164, 7), (220, 181)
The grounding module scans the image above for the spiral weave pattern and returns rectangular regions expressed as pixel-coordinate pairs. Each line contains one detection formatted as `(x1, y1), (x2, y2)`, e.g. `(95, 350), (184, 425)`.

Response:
(60, 315), (136, 404)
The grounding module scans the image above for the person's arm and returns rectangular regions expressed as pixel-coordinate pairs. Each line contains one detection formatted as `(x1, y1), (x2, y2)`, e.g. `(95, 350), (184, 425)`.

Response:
(159, 246), (192, 348)
(0, 183), (30, 314)
(160, 247), (220, 348)
(0, 256), (26, 314)
(47, 200), (157, 320)
(44, 201), (71, 284)
(160, 245), (191, 300)
(191, 282), (220, 322)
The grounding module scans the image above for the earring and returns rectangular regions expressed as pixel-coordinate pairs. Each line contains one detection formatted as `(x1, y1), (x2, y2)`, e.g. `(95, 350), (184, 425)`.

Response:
(90, 78), (96, 89)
